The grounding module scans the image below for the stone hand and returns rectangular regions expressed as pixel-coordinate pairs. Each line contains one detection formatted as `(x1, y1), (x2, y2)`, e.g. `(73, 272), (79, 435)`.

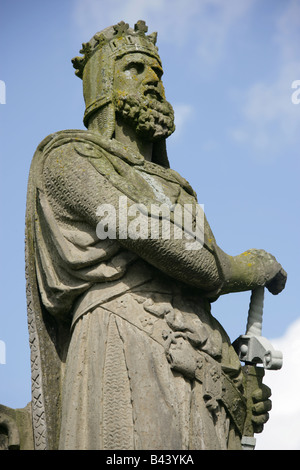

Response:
(265, 265), (287, 295)
(253, 249), (287, 295)
(226, 248), (287, 296)
(250, 383), (272, 434)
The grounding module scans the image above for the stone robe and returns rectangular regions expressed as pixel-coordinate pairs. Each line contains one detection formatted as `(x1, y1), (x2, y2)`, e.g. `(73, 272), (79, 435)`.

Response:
(26, 129), (247, 450)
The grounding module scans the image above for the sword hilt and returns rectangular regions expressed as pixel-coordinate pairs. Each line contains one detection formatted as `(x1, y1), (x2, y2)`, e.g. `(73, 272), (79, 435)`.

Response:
(233, 287), (283, 370)
(246, 286), (264, 336)
(232, 287), (283, 450)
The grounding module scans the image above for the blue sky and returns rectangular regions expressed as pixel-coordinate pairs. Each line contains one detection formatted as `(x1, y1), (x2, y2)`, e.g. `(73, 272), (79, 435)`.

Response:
(1, 0), (300, 449)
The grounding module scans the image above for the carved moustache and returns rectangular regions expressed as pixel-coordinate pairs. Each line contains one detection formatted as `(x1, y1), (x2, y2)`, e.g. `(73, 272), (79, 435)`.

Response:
(143, 84), (164, 101)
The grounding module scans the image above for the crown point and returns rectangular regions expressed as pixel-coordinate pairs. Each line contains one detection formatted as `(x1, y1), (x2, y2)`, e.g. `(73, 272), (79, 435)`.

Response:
(79, 42), (92, 56)
(71, 56), (85, 78)
(134, 20), (148, 34)
(148, 31), (158, 45)
(113, 21), (129, 36)
(94, 33), (106, 46)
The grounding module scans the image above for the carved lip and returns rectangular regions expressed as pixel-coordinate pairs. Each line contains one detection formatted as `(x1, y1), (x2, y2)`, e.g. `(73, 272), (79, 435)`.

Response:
(144, 86), (163, 101)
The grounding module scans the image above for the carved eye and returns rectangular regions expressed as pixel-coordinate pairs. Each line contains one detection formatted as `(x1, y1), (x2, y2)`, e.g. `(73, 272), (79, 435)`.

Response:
(125, 62), (144, 75)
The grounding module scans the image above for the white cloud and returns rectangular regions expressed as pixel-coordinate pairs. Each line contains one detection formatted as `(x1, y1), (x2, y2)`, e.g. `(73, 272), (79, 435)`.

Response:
(72, 0), (162, 39)
(255, 317), (300, 450)
(172, 104), (194, 139)
(72, 0), (255, 68)
(193, 0), (255, 69)
(230, 0), (300, 159)
(230, 65), (300, 158)
(274, 0), (300, 64)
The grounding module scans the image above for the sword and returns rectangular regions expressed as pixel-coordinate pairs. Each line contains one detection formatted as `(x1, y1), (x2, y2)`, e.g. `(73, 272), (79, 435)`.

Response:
(233, 286), (283, 450)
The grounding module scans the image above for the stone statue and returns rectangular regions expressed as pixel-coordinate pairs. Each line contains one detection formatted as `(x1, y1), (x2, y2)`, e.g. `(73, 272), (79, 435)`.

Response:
(23, 21), (287, 450)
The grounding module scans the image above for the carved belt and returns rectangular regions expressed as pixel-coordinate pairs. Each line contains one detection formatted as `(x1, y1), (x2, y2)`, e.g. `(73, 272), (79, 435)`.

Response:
(165, 331), (247, 437)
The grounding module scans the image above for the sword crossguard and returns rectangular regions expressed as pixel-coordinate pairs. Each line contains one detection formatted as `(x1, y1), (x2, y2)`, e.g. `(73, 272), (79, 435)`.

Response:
(233, 334), (283, 370)
(233, 287), (283, 370)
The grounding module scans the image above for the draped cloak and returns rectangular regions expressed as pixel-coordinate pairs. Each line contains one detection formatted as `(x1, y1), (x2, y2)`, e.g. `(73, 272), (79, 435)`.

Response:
(25, 129), (247, 450)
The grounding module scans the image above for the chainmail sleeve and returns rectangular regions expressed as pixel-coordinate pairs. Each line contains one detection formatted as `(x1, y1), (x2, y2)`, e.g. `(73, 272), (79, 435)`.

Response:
(43, 142), (226, 296)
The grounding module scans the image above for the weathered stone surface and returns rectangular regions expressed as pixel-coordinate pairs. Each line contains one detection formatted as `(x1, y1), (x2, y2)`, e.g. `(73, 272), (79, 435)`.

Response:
(22, 21), (287, 450)
(0, 403), (33, 450)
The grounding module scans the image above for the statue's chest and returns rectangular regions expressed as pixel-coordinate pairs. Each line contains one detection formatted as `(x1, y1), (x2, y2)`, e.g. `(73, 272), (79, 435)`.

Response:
(135, 168), (181, 207)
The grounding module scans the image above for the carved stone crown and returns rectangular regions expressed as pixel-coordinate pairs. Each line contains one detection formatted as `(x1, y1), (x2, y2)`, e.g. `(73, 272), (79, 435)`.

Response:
(72, 20), (159, 79)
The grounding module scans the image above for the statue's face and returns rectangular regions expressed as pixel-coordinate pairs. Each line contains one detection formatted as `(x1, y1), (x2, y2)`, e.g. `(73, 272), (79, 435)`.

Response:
(114, 52), (166, 103)
(113, 52), (175, 141)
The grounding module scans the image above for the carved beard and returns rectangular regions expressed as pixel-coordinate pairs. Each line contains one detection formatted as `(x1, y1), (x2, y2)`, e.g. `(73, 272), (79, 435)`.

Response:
(114, 91), (175, 142)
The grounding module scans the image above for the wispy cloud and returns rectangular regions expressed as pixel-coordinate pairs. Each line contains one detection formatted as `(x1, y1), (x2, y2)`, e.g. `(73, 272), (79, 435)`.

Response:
(172, 104), (194, 140)
(230, 66), (300, 157)
(193, 0), (255, 69)
(72, 0), (255, 69)
(72, 0), (160, 38)
(230, 0), (300, 159)
(274, 0), (300, 63)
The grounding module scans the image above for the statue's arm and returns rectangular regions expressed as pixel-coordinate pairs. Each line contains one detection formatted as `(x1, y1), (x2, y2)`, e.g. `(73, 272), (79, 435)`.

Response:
(213, 246), (287, 297)
(43, 146), (286, 298)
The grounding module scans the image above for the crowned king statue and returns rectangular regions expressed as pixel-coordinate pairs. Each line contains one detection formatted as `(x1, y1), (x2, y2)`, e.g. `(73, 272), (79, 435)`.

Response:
(23, 21), (287, 450)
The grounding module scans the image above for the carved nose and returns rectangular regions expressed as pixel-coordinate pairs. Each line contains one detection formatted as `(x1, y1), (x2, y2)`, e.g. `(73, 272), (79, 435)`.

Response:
(145, 66), (159, 84)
